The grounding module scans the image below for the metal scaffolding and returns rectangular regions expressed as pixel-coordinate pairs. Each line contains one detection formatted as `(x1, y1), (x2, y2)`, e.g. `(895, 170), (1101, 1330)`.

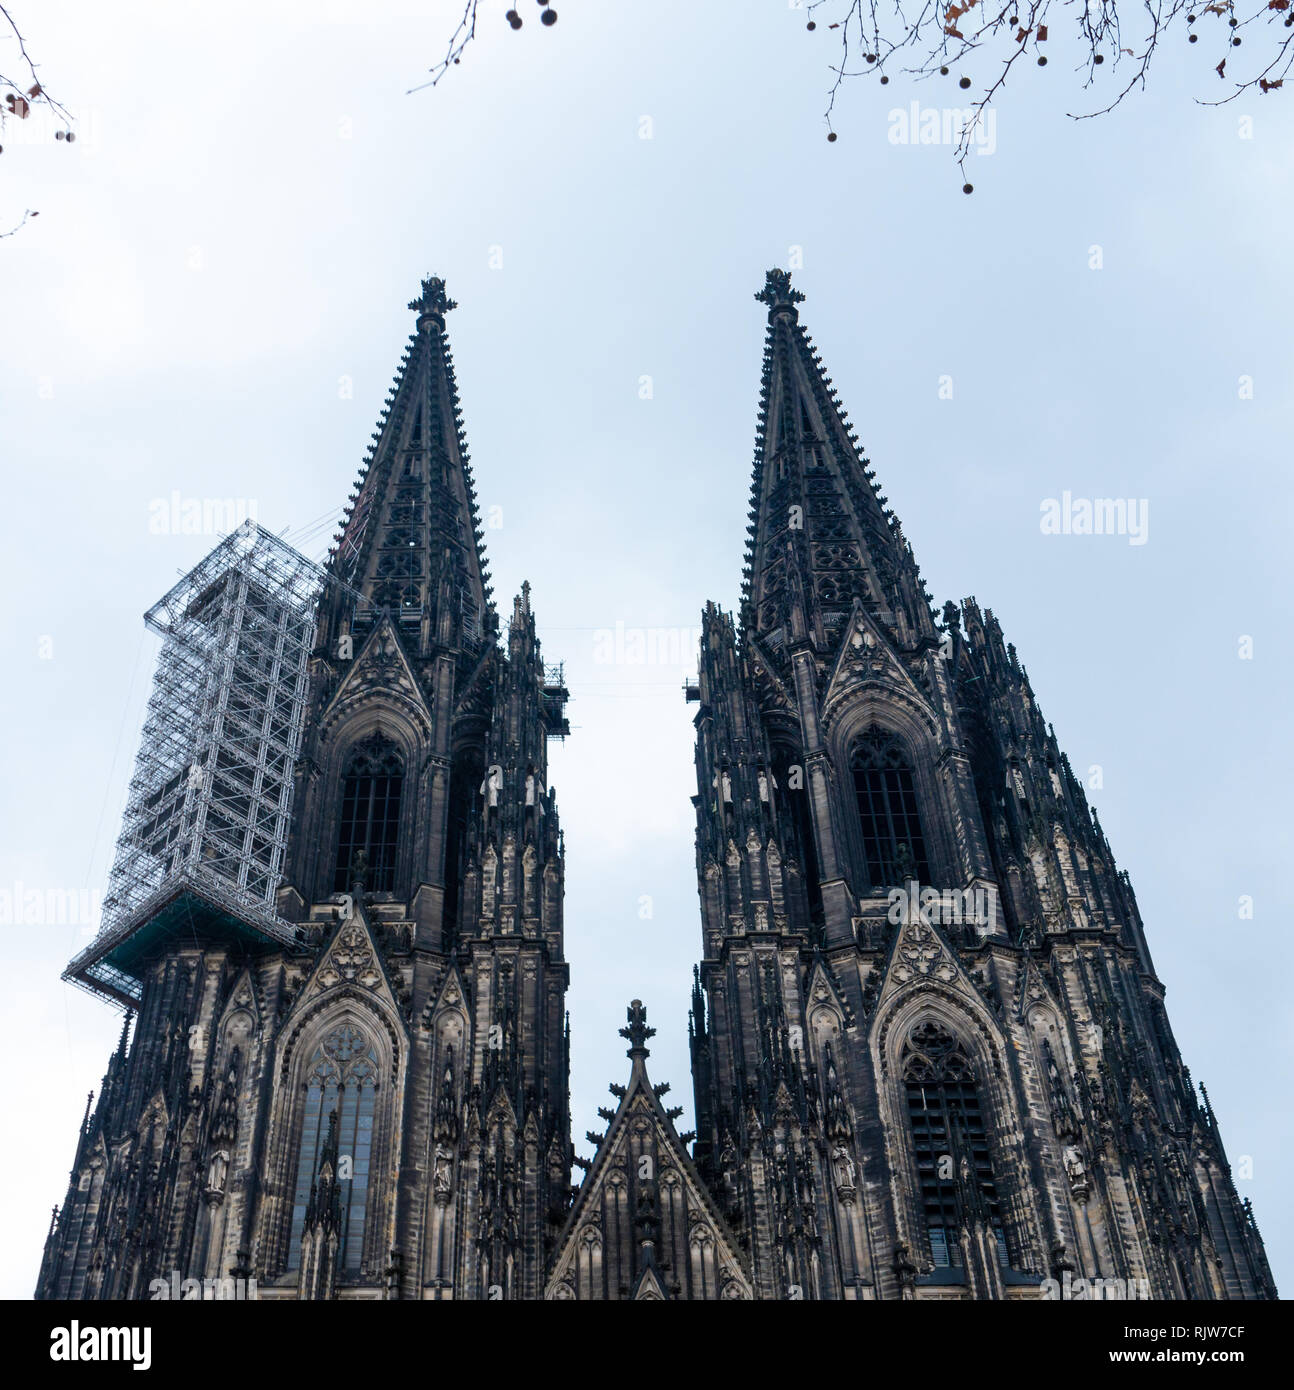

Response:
(65, 522), (331, 1007)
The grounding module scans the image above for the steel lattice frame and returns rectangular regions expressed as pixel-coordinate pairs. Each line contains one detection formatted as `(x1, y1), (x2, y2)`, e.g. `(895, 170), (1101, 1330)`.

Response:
(66, 522), (334, 1006)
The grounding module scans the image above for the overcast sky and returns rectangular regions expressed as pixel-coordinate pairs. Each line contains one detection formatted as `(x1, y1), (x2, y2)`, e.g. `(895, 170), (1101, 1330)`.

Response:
(2, 1), (1290, 1299)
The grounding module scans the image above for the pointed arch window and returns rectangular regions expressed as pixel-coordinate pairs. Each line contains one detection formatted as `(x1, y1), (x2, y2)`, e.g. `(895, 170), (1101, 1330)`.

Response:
(288, 1023), (379, 1274)
(772, 744), (823, 927)
(902, 1021), (1007, 1269)
(332, 733), (403, 893)
(851, 725), (929, 889)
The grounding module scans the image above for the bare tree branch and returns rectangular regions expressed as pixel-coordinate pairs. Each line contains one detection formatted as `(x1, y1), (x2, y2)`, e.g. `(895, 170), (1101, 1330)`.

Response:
(1, 4), (76, 239)
(408, 0), (481, 95)
(411, 1), (1290, 190)
(409, 1), (560, 95)
(804, 0), (1294, 142)
(0, 205), (36, 237)
(0, 2), (73, 128)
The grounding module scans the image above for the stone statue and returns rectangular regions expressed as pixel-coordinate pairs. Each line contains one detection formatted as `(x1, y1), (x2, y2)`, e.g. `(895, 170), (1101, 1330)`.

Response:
(206, 1148), (230, 1198)
(831, 1142), (856, 1193)
(433, 1144), (453, 1201)
(895, 841), (917, 884)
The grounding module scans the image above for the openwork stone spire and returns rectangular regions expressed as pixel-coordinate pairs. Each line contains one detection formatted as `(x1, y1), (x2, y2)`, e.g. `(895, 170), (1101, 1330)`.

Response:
(741, 267), (936, 660)
(325, 274), (493, 658)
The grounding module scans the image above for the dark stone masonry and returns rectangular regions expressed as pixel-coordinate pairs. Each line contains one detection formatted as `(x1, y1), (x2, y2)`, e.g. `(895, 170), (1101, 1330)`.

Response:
(38, 272), (1275, 1300)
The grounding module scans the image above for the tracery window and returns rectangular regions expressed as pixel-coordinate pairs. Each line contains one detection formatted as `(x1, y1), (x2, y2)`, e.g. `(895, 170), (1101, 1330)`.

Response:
(851, 725), (929, 889)
(902, 1020), (1008, 1269)
(332, 732), (403, 893)
(288, 1023), (379, 1273)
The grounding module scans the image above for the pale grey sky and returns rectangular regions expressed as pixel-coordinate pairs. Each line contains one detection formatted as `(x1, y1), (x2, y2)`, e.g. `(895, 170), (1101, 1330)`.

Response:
(2, 1), (1290, 1299)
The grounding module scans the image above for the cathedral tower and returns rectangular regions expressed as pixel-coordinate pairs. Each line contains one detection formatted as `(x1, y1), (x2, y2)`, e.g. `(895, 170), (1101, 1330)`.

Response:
(679, 269), (1275, 1300)
(556, 269), (1275, 1301)
(39, 278), (574, 1301)
(38, 271), (1274, 1303)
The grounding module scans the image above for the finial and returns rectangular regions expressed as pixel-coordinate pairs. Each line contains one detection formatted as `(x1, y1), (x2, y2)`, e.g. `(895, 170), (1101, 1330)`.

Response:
(620, 999), (656, 1058)
(409, 275), (457, 328)
(755, 268), (805, 319)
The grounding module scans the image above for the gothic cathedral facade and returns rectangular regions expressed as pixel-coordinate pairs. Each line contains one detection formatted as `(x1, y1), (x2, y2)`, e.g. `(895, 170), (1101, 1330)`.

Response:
(39, 273), (1275, 1301)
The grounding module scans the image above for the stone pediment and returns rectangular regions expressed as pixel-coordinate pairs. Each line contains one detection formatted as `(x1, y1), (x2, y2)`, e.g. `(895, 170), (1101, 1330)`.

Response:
(876, 887), (980, 1009)
(293, 896), (403, 1021)
(822, 600), (933, 727)
(545, 1003), (752, 1301)
(321, 618), (432, 738)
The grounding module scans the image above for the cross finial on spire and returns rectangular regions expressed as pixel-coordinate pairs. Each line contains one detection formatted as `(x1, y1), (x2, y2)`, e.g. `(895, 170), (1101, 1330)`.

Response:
(408, 275), (457, 325)
(755, 268), (805, 318)
(620, 999), (656, 1058)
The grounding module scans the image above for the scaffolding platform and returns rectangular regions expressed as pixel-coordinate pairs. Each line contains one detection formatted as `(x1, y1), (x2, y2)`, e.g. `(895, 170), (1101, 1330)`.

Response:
(65, 522), (330, 1008)
(541, 661), (570, 739)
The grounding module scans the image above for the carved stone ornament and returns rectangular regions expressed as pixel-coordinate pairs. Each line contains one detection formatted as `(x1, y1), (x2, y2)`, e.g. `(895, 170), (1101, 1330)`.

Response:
(316, 923), (382, 991)
(892, 921), (957, 985)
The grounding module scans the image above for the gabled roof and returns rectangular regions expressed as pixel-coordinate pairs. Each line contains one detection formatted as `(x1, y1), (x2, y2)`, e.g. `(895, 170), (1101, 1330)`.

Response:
(546, 1002), (752, 1300)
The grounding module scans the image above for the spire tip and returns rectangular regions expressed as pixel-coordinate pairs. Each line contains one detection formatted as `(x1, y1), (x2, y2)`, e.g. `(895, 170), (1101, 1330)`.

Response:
(620, 999), (656, 1058)
(409, 275), (457, 324)
(755, 268), (805, 318)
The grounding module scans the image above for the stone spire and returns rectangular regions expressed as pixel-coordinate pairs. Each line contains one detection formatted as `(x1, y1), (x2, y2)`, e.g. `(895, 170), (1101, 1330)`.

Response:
(742, 268), (937, 663)
(326, 274), (493, 658)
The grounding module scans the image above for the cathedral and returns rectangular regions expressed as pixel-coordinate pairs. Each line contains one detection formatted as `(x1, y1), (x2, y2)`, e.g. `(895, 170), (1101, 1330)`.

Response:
(38, 271), (1276, 1301)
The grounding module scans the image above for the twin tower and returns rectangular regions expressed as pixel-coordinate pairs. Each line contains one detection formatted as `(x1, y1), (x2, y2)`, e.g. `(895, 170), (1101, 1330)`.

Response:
(39, 272), (1274, 1301)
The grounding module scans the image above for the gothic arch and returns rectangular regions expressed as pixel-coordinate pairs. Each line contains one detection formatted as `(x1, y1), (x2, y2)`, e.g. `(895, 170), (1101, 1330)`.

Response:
(317, 712), (426, 902)
(872, 989), (1039, 1275)
(321, 704), (425, 770)
(805, 963), (849, 1077)
(317, 628), (434, 746)
(824, 696), (963, 894)
(259, 997), (406, 1287)
(874, 985), (1007, 1104)
(278, 976), (406, 1084)
(1024, 1001), (1079, 1084)
(291, 675), (435, 905)
(420, 984), (469, 1281)
(219, 1004), (255, 1046)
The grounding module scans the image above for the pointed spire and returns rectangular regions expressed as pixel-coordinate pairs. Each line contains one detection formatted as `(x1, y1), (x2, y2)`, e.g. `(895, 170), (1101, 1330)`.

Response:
(741, 269), (935, 657)
(327, 274), (493, 656)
